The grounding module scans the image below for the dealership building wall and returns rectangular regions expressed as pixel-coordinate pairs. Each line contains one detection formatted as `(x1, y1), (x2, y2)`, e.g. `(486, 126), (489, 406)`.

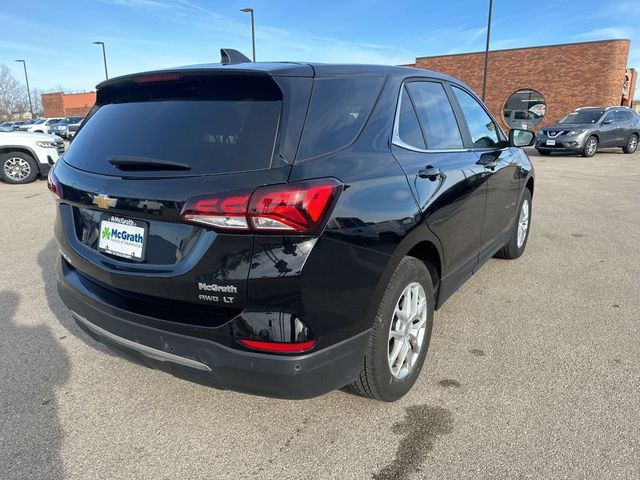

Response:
(410, 39), (636, 131)
(42, 91), (96, 118)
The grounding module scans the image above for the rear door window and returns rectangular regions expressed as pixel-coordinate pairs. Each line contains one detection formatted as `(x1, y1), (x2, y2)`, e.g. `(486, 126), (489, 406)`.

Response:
(64, 75), (282, 176)
(406, 82), (463, 150)
(297, 75), (385, 160)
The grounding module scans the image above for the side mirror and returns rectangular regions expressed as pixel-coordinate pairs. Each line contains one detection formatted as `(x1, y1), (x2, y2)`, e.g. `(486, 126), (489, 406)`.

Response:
(602, 119), (614, 125)
(509, 128), (535, 147)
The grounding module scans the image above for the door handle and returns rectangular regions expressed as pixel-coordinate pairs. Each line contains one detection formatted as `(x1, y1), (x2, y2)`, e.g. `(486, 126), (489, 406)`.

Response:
(418, 166), (443, 180)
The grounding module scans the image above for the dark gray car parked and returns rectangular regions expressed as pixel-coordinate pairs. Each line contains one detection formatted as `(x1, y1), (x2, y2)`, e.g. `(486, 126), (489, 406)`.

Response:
(535, 106), (639, 157)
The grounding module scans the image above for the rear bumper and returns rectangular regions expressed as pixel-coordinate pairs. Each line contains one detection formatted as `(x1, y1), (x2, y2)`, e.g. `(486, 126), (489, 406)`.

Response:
(56, 255), (370, 400)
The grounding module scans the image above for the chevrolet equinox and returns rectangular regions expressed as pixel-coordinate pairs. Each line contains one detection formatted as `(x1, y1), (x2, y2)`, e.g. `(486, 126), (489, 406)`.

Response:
(51, 50), (535, 401)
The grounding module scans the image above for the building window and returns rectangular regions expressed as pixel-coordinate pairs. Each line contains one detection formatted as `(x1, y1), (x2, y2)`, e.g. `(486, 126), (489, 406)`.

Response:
(503, 89), (546, 130)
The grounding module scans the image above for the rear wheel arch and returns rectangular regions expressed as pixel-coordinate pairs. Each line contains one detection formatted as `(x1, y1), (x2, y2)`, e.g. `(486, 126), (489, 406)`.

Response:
(406, 241), (441, 294)
(364, 229), (444, 327)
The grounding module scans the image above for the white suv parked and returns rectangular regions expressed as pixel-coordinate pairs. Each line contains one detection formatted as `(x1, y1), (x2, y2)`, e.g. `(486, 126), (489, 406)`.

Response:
(0, 130), (64, 184)
(21, 118), (64, 134)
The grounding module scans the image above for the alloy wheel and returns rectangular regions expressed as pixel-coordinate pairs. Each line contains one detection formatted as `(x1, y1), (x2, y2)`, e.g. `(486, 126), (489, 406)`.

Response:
(388, 282), (428, 379)
(629, 135), (638, 152)
(517, 198), (530, 248)
(3, 157), (31, 181)
(586, 138), (597, 156)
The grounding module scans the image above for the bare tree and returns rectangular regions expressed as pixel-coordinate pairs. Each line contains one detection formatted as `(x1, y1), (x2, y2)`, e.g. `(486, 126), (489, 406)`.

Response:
(0, 63), (28, 119)
(31, 88), (43, 117)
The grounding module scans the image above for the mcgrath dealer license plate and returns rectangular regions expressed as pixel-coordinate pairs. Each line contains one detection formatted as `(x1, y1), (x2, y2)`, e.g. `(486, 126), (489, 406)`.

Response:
(546, 140), (556, 146)
(98, 215), (147, 262)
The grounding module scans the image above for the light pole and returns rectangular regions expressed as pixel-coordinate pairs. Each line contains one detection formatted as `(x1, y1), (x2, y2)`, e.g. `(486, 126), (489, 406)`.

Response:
(15, 60), (34, 119)
(481, 0), (493, 101)
(240, 7), (256, 61)
(93, 41), (109, 79)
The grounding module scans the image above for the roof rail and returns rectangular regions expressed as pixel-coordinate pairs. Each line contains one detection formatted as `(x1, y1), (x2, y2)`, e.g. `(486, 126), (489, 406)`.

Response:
(220, 48), (252, 65)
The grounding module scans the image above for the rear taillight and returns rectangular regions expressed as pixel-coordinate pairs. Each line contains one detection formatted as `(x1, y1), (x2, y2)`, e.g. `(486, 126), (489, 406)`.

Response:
(47, 168), (62, 199)
(181, 193), (251, 230)
(237, 338), (316, 353)
(180, 179), (342, 234)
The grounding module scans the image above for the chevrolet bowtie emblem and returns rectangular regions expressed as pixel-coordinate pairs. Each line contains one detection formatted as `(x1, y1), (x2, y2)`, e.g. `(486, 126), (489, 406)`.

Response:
(92, 194), (117, 209)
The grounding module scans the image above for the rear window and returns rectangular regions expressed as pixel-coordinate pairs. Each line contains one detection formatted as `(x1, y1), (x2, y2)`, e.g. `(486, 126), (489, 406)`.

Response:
(297, 75), (385, 161)
(65, 75), (282, 176)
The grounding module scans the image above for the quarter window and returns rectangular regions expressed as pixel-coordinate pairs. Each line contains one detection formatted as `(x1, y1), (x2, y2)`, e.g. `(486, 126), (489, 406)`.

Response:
(406, 82), (463, 150)
(615, 110), (631, 122)
(452, 86), (500, 148)
(297, 75), (385, 160)
(397, 86), (426, 149)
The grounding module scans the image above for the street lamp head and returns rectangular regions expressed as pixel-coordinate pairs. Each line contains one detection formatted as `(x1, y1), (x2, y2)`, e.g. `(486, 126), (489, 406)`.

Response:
(15, 59), (25, 64)
(93, 41), (104, 45)
(240, 7), (253, 13)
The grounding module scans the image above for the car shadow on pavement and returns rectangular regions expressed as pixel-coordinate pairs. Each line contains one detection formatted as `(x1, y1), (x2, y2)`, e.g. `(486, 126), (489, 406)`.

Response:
(38, 239), (114, 356)
(0, 290), (69, 480)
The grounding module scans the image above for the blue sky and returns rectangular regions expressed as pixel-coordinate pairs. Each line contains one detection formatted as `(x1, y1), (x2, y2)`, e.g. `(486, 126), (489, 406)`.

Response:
(1, 0), (639, 92)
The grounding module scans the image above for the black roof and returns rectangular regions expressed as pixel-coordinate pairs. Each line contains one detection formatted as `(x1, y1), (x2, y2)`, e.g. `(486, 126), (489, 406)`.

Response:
(97, 61), (460, 89)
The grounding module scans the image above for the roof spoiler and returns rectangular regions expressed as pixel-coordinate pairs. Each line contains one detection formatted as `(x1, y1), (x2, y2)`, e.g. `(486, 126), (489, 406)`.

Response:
(220, 48), (252, 65)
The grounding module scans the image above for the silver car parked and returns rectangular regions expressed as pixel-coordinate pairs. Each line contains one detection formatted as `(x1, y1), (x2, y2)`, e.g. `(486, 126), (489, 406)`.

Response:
(535, 106), (639, 157)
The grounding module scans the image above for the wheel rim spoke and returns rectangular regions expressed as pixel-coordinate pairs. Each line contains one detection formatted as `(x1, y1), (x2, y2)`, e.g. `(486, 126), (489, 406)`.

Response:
(390, 329), (404, 341)
(396, 341), (410, 373)
(409, 317), (426, 336)
(389, 340), (403, 373)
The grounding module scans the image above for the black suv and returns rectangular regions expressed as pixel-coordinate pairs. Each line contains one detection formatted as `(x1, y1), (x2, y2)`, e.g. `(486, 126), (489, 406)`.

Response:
(51, 52), (535, 401)
(536, 106), (639, 157)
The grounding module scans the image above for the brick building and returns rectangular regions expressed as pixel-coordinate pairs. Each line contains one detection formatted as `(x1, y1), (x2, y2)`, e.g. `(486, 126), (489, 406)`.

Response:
(409, 39), (636, 131)
(42, 91), (96, 118)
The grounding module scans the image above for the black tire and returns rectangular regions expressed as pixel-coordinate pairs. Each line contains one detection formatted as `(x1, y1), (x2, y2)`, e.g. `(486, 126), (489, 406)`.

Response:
(537, 150), (551, 156)
(495, 188), (532, 259)
(622, 133), (638, 154)
(350, 256), (435, 402)
(581, 135), (598, 157)
(0, 151), (39, 184)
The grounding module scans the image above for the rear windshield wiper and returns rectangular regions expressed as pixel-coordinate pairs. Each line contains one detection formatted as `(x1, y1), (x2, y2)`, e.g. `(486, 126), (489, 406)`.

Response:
(107, 155), (190, 171)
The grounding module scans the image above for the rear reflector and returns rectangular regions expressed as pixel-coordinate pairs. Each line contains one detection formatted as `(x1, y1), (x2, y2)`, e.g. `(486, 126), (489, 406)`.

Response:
(237, 338), (316, 353)
(47, 168), (62, 199)
(180, 178), (342, 234)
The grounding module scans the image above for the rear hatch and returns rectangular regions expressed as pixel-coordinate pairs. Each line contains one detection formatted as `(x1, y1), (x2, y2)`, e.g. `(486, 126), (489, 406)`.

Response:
(55, 68), (312, 314)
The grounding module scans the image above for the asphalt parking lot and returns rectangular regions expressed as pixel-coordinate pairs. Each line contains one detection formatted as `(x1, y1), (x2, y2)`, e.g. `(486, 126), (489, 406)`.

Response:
(1, 148), (639, 480)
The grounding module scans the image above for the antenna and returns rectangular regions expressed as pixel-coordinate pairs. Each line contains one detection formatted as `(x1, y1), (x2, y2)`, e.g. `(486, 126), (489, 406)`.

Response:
(220, 49), (252, 65)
